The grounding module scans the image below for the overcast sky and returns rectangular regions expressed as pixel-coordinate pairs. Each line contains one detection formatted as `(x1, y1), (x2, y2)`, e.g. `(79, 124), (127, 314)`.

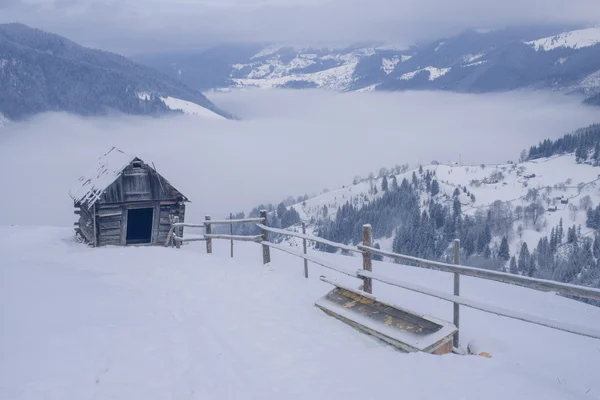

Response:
(0, 0), (599, 54)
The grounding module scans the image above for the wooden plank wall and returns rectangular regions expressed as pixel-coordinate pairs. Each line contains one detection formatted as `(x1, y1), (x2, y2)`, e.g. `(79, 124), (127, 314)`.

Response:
(77, 204), (95, 244)
(96, 204), (125, 246)
(158, 202), (185, 244)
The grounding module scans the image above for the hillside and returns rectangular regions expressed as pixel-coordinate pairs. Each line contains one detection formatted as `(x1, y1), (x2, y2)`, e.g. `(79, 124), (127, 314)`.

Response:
(2, 226), (599, 399)
(248, 144), (598, 295)
(136, 25), (600, 104)
(0, 24), (232, 121)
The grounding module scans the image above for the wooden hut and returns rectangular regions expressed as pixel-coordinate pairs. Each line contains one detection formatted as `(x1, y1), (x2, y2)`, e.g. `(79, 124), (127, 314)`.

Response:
(70, 147), (188, 246)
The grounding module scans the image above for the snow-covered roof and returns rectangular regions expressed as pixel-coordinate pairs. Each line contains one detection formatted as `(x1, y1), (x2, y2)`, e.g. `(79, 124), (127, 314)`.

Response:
(69, 147), (137, 207)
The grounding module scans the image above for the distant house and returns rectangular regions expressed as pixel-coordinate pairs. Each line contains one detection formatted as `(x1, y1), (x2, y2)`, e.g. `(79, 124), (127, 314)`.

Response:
(561, 198), (569, 204)
(524, 173), (536, 179)
(431, 160), (440, 165)
(548, 205), (558, 212)
(69, 147), (188, 246)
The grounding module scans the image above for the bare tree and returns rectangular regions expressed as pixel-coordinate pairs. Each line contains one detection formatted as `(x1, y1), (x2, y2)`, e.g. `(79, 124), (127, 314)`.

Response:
(579, 195), (593, 211)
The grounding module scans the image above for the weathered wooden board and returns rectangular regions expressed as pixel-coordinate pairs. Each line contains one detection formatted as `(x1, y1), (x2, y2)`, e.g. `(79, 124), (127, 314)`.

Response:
(315, 283), (456, 354)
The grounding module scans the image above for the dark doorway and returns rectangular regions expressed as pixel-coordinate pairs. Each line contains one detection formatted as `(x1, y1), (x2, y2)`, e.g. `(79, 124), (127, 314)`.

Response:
(126, 207), (153, 245)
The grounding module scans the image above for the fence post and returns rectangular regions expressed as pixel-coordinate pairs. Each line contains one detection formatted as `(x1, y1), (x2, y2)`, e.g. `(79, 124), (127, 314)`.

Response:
(453, 238), (461, 349)
(362, 224), (373, 294)
(174, 216), (181, 249)
(260, 210), (270, 264)
(302, 222), (308, 278)
(205, 215), (212, 254)
(230, 213), (234, 258)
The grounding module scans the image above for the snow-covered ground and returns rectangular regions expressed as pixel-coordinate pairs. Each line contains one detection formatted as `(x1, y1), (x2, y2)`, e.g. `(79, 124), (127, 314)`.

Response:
(1, 226), (599, 399)
(287, 154), (600, 256)
(399, 66), (452, 81)
(526, 27), (600, 51)
(137, 93), (226, 119)
(160, 97), (226, 119)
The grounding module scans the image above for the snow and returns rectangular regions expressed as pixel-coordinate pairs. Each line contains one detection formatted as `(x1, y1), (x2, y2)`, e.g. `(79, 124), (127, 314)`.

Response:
(136, 93), (225, 119)
(252, 45), (282, 59)
(160, 97), (227, 120)
(526, 27), (600, 51)
(381, 55), (412, 74)
(434, 41), (445, 52)
(233, 61), (359, 91)
(381, 56), (400, 74)
(399, 66), (451, 81)
(580, 69), (600, 89)
(1, 226), (600, 399)
(231, 47), (378, 91)
(462, 61), (487, 68)
(0, 112), (7, 127)
(285, 154), (600, 263)
(463, 53), (485, 63)
(68, 147), (136, 208)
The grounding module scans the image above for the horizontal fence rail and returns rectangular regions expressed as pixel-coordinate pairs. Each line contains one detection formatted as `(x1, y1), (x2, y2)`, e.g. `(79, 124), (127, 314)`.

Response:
(173, 217), (265, 228)
(168, 213), (600, 344)
(261, 241), (357, 278)
(257, 224), (362, 254)
(358, 270), (600, 340)
(357, 244), (600, 302)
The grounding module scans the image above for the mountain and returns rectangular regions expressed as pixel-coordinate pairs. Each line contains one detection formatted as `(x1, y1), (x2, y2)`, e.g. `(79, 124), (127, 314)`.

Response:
(0, 24), (232, 121)
(135, 25), (600, 104)
(229, 124), (600, 296)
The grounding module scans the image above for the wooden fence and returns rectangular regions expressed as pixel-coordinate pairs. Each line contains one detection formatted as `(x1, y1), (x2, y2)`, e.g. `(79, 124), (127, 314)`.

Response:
(167, 210), (600, 345)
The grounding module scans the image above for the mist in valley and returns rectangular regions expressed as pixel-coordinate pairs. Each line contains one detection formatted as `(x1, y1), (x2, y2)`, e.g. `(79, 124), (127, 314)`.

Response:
(0, 89), (598, 226)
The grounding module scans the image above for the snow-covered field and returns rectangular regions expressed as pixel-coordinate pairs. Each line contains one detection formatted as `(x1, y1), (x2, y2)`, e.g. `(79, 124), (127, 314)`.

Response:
(1, 226), (600, 399)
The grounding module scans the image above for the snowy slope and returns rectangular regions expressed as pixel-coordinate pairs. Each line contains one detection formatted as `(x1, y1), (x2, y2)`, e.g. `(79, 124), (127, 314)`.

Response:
(399, 66), (451, 81)
(287, 154), (600, 257)
(137, 92), (226, 119)
(526, 27), (600, 51)
(230, 47), (379, 91)
(1, 226), (599, 399)
(160, 97), (227, 119)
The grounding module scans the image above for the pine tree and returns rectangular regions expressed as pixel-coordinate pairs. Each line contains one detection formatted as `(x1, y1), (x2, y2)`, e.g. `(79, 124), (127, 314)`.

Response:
(419, 165), (423, 174)
(431, 180), (440, 196)
(391, 175), (399, 191)
(509, 256), (518, 274)
(381, 175), (388, 192)
(277, 202), (287, 219)
(373, 243), (383, 261)
(453, 188), (461, 197)
(593, 235), (600, 259)
(453, 197), (462, 217)
(484, 245), (491, 259)
(558, 218), (564, 242)
(518, 242), (530, 272)
(322, 205), (328, 219)
(498, 236), (510, 260)
(526, 255), (536, 277)
(412, 172), (418, 188)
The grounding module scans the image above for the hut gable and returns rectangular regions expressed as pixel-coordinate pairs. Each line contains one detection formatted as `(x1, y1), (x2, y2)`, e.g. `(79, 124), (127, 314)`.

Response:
(71, 147), (188, 247)
(69, 147), (187, 208)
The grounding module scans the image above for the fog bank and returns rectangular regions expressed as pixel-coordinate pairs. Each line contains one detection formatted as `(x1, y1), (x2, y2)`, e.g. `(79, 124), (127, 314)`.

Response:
(0, 90), (597, 226)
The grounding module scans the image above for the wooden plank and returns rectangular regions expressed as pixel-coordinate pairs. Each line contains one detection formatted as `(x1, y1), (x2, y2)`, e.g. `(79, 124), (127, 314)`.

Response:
(362, 224), (373, 294)
(358, 269), (600, 340)
(357, 245), (600, 302)
(261, 241), (356, 277)
(453, 239), (460, 348)
(99, 221), (121, 230)
(256, 224), (361, 254)
(173, 217), (264, 226)
(99, 228), (121, 237)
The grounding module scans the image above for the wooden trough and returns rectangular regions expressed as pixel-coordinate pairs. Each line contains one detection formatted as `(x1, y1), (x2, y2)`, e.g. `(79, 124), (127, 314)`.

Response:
(315, 281), (457, 355)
